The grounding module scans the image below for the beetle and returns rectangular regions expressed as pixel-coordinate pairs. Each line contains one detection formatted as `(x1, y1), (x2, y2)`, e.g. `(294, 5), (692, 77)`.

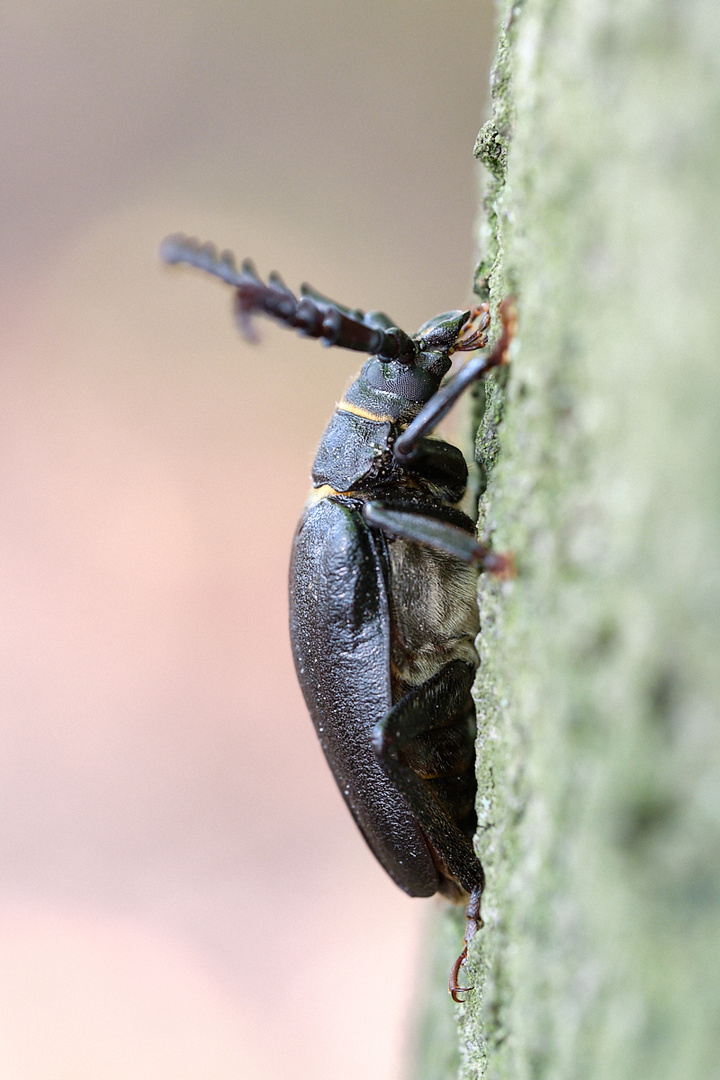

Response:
(161, 234), (514, 999)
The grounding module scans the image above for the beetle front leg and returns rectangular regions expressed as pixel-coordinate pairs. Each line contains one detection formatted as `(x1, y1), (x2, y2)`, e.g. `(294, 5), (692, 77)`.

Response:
(393, 297), (516, 463)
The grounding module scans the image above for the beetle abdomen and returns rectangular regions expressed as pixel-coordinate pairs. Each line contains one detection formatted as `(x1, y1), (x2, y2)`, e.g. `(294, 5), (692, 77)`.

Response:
(386, 535), (480, 695)
(289, 496), (441, 897)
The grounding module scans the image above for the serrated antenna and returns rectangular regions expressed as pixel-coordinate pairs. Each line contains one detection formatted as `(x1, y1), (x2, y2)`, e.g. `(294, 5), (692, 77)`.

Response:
(160, 234), (416, 361)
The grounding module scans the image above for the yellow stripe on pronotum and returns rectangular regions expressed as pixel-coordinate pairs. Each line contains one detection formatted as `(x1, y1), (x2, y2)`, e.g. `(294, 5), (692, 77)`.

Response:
(337, 399), (395, 423)
(306, 483), (346, 505)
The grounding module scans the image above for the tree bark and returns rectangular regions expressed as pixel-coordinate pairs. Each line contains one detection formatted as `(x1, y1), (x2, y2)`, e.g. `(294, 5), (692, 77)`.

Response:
(413, 1), (720, 1077)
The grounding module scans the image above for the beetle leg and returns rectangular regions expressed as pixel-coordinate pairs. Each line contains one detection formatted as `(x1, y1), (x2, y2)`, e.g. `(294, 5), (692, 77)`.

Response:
(373, 661), (487, 998)
(448, 884), (484, 1003)
(363, 502), (514, 576)
(391, 437), (469, 504)
(372, 661), (483, 894)
(393, 297), (516, 463)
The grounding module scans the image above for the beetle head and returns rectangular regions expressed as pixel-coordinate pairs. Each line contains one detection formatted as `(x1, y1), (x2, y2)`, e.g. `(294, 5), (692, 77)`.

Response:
(362, 309), (476, 396)
(353, 308), (488, 414)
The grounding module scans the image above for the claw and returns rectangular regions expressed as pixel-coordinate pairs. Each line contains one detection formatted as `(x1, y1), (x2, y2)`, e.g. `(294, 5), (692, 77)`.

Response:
(449, 946), (472, 1003)
(453, 303), (491, 353)
(482, 550), (517, 579)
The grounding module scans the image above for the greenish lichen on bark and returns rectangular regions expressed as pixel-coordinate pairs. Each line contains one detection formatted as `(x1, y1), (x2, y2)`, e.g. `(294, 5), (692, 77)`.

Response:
(473, 3), (519, 306)
(414, 1), (720, 1078)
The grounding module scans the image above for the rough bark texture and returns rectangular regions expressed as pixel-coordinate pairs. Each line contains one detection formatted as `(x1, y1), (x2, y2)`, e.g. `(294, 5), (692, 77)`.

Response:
(412, 2), (720, 1077)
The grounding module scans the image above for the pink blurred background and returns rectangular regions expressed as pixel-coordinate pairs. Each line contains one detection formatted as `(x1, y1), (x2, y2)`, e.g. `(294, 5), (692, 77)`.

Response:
(0, 3), (494, 1077)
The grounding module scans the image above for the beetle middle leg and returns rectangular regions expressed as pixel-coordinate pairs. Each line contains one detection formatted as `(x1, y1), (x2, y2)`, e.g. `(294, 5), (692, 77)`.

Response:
(363, 501), (513, 575)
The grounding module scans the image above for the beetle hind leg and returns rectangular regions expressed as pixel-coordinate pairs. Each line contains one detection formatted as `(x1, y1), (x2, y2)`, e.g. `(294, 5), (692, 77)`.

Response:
(372, 660), (483, 894)
(373, 659), (487, 998)
(448, 883), (484, 1003)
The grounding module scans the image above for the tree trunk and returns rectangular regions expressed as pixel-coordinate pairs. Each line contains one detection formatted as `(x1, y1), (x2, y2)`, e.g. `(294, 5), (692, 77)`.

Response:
(412, 1), (720, 1077)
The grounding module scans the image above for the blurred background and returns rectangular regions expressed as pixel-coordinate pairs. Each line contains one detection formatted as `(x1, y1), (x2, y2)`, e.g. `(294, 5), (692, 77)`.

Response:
(0, 2), (494, 1077)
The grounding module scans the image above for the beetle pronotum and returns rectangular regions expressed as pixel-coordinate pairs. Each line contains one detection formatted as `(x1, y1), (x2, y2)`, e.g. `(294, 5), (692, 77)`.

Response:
(161, 234), (514, 1000)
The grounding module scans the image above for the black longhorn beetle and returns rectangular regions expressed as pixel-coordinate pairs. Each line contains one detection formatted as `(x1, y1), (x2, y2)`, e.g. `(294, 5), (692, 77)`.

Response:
(161, 234), (515, 1000)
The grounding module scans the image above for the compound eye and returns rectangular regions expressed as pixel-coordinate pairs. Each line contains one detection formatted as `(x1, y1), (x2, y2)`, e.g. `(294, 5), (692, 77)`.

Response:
(364, 358), (440, 403)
